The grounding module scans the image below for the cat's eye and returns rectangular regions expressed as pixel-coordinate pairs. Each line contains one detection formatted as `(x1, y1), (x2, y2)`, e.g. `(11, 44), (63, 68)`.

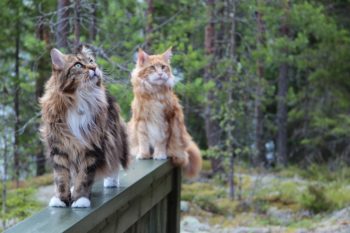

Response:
(161, 65), (166, 70)
(150, 65), (156, 70)
(89, 58), (94, 63)
(74, 63), (83, 68)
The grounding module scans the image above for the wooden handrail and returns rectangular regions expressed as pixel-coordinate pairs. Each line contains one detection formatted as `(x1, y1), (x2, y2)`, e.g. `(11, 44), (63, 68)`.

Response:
(5, 160), (181, 233)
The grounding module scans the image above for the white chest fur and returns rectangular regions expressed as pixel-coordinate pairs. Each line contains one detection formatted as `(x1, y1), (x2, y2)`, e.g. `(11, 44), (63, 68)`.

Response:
(67, 87), (107, 146)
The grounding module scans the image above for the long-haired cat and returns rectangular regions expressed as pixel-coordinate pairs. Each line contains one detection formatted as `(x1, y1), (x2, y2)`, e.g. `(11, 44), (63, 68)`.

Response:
(128, 48), (202, 177)
(40, 45), (129, 208)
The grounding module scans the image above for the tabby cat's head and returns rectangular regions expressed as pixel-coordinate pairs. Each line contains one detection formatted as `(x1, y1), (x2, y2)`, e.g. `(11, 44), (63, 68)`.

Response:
(133, 48), (175, 88)
(50, 45), (103, 93)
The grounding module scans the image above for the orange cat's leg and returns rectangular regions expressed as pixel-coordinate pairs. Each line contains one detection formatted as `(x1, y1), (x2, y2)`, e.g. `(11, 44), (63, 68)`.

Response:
(128, 121), (139, 157)
(166, 126), (188, 165)
(136, 121), (151, 159)
(153, 140), (167, 160)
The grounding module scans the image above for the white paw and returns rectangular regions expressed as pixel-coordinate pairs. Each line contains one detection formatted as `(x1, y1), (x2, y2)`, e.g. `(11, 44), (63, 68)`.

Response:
(154, 154), (168, 160)
(104, 176), (120, 188)
(70, 186), (74, 193)
(49, 196), (66, 207)
(72, 197), (91, 208)
(136, 154), (150, 160)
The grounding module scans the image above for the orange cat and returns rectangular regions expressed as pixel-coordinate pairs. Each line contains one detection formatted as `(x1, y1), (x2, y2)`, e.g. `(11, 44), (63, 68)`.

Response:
(128, 48), (202, 177)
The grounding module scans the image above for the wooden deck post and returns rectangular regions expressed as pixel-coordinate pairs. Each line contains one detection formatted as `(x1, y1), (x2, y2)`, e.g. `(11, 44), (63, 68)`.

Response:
(167, 167), (181, 233)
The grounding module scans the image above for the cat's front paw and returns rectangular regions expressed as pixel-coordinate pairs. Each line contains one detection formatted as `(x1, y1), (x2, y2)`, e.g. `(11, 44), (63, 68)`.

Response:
(104, 177), (120, 188)
(153, 154), (168, 160)
(71, 197), (91, 208)
(49, 196), (67, 207)
(136, 154), (151, 160)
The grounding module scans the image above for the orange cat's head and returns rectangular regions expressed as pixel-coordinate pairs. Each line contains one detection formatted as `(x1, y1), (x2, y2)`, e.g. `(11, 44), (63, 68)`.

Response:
(132, 47), (175, 90)
(50, 45), (103, 93)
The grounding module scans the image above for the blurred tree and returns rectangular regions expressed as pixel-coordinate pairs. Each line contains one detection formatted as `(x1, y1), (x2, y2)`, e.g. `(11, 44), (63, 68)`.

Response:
(276, 0), (291, 166)
(56, 0), (70, 49)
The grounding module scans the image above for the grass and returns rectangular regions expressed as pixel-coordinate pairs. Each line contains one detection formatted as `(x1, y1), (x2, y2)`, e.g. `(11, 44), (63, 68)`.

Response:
(181, 161), (350, 231)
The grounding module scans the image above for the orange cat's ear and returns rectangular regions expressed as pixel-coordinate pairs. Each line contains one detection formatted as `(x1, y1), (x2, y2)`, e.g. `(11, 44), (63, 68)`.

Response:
(137, 48), (149, 66)
(162, 47), (173, 63)
(50, 48), (66, 70)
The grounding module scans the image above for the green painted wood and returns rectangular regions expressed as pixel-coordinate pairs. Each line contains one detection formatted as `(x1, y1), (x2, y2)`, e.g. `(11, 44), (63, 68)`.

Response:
(166, 168), (181, 233)
(5, 160), (175, 233)
(113, 172), (172, 233)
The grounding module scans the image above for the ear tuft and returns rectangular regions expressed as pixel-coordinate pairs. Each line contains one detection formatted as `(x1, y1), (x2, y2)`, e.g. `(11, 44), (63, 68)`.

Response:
(137, 48), (149, 66)
(162, 47), (173, 63)
(76, 44), (95, 58)
(50, 48), (66, 70)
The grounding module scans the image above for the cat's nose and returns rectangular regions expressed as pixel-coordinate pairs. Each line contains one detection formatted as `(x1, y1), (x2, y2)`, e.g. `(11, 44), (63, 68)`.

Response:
(89, 69), (96, 78)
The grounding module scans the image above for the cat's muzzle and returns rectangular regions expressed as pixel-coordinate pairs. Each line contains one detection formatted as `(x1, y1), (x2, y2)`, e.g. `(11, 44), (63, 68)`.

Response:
(89, 68), (102, 79)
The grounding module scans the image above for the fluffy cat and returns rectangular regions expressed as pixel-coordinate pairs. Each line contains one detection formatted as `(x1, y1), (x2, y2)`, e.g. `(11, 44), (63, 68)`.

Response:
(40, 45), (129, 208)
(128, 48), (202, 177)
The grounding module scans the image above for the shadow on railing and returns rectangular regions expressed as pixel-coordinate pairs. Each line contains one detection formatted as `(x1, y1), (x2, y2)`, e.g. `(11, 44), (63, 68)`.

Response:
(5, 160), (181, 233)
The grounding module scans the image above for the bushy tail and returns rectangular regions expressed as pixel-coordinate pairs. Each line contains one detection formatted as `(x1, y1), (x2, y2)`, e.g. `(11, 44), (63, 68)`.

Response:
(120, 121), (130, 169)
(170, 141), (202, 178)
(184, 141), (202, 178)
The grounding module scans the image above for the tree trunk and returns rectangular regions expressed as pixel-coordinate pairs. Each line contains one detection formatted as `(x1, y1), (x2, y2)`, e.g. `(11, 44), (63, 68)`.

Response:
(204, 0), (223, 173)
(276, 0), (290, 166)
(74, 0), (81, 48)
(254, 3), (266, 165)
(35, 12), (51, 176)
(227, 0), (237, 200)
(13, 17), (21, 188)
(145, 0), (154, 49)
(89, 0), (97, 42)
(277, 63), (288, 166)
(2, 92), (8, 230)
(56, 0), (70, 49)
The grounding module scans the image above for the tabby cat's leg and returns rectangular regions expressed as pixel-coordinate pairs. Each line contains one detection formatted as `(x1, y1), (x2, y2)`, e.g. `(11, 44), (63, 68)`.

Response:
(71, 153), (97, 208)
(136, 121), (151, 159)
(104, 171), (120, 188)
(49, 151), (71, 207)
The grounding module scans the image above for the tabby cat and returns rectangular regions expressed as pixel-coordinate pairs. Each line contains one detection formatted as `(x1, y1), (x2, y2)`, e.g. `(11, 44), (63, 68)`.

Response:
(128, 48), (202, 177)
(40, 45), (129, 208)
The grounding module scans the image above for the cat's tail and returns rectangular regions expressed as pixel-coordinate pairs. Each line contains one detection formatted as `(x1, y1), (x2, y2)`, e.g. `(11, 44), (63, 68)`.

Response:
(184, 141), (202, 177)
(172, 141), (202, 178)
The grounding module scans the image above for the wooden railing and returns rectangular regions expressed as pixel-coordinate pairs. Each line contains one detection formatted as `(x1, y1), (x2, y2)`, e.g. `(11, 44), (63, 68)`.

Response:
(5, 160), (181, 233)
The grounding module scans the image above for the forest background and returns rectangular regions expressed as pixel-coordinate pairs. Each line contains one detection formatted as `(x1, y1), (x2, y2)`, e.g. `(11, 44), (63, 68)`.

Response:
(1, 0), (350, 232)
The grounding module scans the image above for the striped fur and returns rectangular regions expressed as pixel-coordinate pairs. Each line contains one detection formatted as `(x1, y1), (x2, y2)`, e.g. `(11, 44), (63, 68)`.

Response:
(40, 46), (129, 206)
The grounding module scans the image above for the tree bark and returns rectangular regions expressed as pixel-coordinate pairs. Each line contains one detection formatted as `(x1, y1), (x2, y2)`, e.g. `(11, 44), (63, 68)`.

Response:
(254, 2), (266, 165)
(227, 0), (237, 200)
(89, 0), (97, 42)
(276, 0), (290, 166)
(277, 63), (288, 166)
(35, 12), (51, 176)
(2, 91), (8, 230)
(74, 0), (81, 48)
(204, 0), (223, 173)
(145, 0), (154, 49)
(56, 0), (70, 49)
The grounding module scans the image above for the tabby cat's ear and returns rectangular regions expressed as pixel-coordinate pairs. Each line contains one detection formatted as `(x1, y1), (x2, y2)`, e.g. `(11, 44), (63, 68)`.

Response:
(50, 48), (66, 70)
(137, 48), (149, 66)
(162, 47), (172, 63)
(77, 44), (95, 58)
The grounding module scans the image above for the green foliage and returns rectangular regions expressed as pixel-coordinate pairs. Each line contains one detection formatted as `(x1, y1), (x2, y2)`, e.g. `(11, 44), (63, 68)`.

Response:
(0, 187), (42, 223)
(300, 185), (334, 214)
